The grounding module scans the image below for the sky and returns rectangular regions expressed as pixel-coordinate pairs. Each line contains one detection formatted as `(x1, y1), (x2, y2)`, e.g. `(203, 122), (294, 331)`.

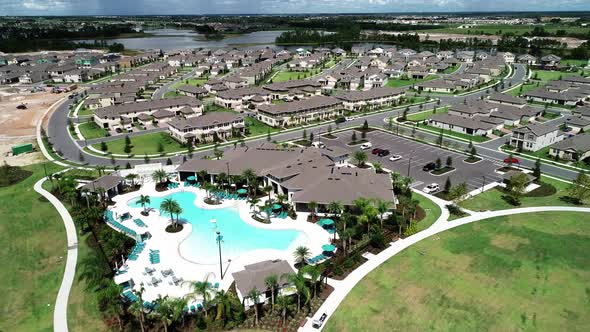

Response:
(2, 0), (590, 16)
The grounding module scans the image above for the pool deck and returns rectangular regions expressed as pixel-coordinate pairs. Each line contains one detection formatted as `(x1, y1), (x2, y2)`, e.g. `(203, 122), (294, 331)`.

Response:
(109, 181), (332, 304)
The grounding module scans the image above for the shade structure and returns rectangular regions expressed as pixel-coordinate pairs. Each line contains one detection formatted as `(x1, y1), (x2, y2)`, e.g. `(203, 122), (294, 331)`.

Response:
(237, 188), (247, 194)
(319, 218), (334, 226)
(322, 244), (336, 252)
(272, 203), (282, 210)
(186, 175), (196, 181)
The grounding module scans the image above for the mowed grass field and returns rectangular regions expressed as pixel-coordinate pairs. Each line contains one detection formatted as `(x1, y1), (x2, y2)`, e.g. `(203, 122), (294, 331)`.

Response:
(325, 212), (590, 332)
(386, 75), (438, 88)
(459, 176), (586, 211)
(93, 132), (185, 155)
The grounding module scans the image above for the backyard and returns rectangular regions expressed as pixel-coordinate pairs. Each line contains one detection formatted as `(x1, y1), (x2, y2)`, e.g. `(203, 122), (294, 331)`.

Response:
(406, 107), (449, 122)
(386, 75), (438, 88)
(459, 176), (585, 211)
(325, 211), (590, 332)
(271, 70), (319, 82)
(93, 132), (185, 155)
(171, 77), (207, 89)
(78, 122), (108, 140)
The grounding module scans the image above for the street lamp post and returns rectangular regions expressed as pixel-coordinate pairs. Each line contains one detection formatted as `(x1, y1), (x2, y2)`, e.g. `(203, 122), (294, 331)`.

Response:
(407, 149), (414, 177)
(216, 231), (224, 280)
(482, 176), (486, 193)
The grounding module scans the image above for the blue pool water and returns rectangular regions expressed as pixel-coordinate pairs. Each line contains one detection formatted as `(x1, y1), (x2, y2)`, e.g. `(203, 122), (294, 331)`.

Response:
(128, 191), (306, 264)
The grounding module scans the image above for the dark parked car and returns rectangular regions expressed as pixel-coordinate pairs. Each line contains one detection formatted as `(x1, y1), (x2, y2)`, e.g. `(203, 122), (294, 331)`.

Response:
(371, 148), (382, 155)
(377, 149), (390, 157)
(423, 162), (436, 171)
(335, 116), (346, 124)
(16, 103), (27, 110)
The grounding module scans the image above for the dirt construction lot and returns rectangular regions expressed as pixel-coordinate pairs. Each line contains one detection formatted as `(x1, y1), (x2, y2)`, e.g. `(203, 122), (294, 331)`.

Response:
(0, 87), (63, 165)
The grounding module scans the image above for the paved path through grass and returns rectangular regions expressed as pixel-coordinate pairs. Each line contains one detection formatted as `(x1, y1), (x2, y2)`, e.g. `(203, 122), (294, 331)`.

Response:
(34, 174), (77, 332)
(302, 204), (590, 331)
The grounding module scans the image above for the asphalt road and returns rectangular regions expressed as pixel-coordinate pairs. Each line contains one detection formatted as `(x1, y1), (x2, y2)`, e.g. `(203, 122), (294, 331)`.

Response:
(325, 129), (504, 191)
(45, 63), (583, 180)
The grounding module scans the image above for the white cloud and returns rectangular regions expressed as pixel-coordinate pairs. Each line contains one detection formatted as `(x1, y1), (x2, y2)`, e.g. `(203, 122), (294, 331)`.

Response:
(22, 0), (68, 11)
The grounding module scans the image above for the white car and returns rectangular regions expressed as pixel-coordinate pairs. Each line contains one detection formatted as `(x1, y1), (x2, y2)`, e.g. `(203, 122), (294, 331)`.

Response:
(423, 183), (440, 194)
(311, 141), (326, 149)
(389, 154), (402, 162)
(312, 313), (328, 329)
(360, 142), (372, 150)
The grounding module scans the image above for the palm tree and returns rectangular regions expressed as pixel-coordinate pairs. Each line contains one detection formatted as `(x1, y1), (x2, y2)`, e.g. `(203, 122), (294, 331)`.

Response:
(125, 173), (138, 187)
(262, 184), (273, 201)
(96, 282), (124, 330)
(327, 201), (343, 218)
(150, 297), (173, 332)
(160, 198), (179, 226)
(137, 195), (150, 215)
(247, 287), (262, 326)
(213, 290), (240, 325)
(283, 271), (310, 313)
(352, 150), (368, 167)
(265, 274), (279, 309)
(197, 170), (208, 183)
(185, 278), (215, 318)
(308, 201), (318, 219)
(241, 168), (257, 197)
(372, 161), (383, 173)
(376, 199), (392, 229)
(303, 265), (322, 298)
(275, 295), (292, 326)
(152, 169), (168, 184)
(172, 204), (183, 228)
(247, 196), (260, 213)
(129, 299), (146, 332)
(293, 246), (311, 266)
(78, 254), (107, 290)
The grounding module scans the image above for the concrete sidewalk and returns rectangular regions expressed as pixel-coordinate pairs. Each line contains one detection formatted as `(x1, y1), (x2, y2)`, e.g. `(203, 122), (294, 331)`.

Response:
(34, 176), (78, 332)
(301, 204), (590, 331)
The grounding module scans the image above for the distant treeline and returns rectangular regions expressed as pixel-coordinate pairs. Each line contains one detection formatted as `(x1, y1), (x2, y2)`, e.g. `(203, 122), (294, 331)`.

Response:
(0, 39), (125, 53)
(276, 28), (589, 60)
(0, 24), (134, 53)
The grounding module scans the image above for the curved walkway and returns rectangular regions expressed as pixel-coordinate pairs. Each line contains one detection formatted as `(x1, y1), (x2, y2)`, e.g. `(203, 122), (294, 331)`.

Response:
(303, 204), (590, 331)
(34, 176), (77, 332)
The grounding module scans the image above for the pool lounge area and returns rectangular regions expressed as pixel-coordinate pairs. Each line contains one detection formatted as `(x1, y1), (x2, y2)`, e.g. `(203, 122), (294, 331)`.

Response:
(107, 181), (333, 305)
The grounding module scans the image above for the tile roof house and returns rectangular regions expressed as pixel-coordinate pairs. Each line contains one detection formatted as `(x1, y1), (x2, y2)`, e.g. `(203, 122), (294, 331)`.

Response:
(511, 123), (562, 152)
(549, 134), (590, 161)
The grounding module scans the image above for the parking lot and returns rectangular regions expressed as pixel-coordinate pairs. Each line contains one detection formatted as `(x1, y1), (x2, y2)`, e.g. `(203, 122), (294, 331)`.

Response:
(323, 129), (504, 193)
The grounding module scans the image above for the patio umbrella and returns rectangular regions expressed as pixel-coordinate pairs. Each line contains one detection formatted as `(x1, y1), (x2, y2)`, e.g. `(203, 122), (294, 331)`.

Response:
(237, 188), (247, 194)
(187, 175), (196, 181)
(319, 218), (334, 226)
(272, 203), (282, 210)
(322, 244), (336, 252)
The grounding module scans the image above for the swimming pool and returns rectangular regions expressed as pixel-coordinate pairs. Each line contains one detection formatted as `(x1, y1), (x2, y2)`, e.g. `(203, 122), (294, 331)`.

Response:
(128, 191), (307, 264)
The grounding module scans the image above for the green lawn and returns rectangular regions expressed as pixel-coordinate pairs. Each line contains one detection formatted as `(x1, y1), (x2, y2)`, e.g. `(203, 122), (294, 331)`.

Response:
(272, 70), (318, 82)
(245, 116), (278, 136)
(0, 162), (68, 331)
(67, 233), (108, 332)
(442, 63), (460, 74)
(414, 192), (442, 232)
(560, 59), (588, 67)
(93, 132), (185, 155)
(415, 123), (489, 142)
(326, 211), (590, 332)
(533, 70), (567, 82)
(406, 107), (448, 122)
(507, 82), (543, 97)
(386, 75), (438, 88)
(459, 176), (585, 211)
(171, 78), (207, 89)
(163, 91), (181, 98)
(78, 122), (108, 140)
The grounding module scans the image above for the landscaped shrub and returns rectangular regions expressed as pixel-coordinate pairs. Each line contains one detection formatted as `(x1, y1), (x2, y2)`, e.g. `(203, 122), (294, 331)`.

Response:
(0, 162), (32, 187)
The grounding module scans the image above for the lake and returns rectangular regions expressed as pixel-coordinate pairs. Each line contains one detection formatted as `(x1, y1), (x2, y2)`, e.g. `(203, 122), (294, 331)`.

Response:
(80, 29), (287, 50)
